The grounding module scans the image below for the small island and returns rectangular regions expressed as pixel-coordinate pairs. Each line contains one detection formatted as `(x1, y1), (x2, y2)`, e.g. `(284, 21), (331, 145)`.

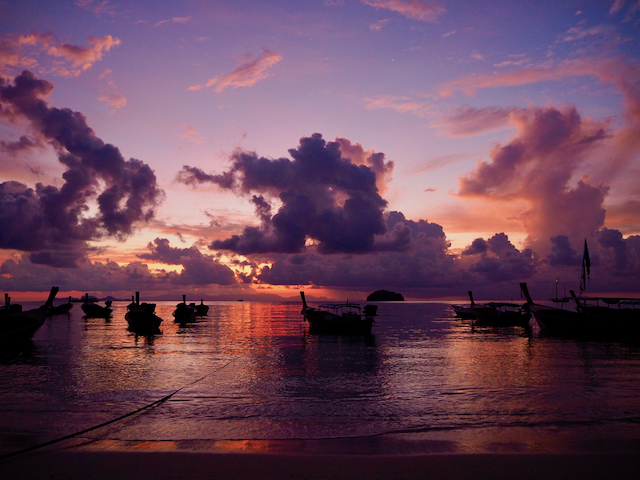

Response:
(367, 290), (404, 301)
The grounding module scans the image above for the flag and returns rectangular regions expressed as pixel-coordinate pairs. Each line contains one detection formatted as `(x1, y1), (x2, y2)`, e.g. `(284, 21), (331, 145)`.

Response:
(580, 239), (590, 293)
(583, 239), (590, 276)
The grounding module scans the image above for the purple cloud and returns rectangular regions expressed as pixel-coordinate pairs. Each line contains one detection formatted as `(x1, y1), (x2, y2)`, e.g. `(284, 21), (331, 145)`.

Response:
(0, 71), (163, 267)
(178, 134), (390, 255)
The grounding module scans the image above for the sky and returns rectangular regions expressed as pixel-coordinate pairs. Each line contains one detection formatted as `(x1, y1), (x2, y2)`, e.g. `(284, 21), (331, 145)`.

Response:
(1, 0), (640, 301)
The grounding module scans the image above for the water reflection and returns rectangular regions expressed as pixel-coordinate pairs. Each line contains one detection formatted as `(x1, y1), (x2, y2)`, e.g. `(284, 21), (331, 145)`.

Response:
(1, 301), (640, 456)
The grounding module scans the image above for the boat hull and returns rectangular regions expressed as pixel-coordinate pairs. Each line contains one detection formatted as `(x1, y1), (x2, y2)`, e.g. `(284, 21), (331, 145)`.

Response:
(532, 304), (640, 339)
(451, 304), (475, 319)
(81, 303), (112, 318)
(302, 309), (374, 334)
(173, 305), (196, 323)
(0, 312), (47, 346)
(473, 307), (530, 327)
(0, 287), (58, 349)
(125, 311), (163, 334)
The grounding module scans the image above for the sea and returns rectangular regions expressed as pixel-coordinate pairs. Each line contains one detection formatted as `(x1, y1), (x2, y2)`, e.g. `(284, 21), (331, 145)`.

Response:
(1, 299), (640, 456)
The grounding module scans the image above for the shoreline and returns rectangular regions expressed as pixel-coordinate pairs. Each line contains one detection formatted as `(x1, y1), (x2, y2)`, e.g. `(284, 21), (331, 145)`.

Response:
(1, 450), (639, 480)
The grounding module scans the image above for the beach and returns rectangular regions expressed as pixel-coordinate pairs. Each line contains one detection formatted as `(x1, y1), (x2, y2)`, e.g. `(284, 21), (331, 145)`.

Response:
(1, 450), (639, 480)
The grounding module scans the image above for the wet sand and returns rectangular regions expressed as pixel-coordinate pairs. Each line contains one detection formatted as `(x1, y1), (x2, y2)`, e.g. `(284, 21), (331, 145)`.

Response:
(1, 450), (639, 480)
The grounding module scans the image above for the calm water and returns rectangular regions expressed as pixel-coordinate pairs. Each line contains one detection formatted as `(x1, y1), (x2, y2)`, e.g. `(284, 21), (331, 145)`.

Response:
(1, 300), (640, 455)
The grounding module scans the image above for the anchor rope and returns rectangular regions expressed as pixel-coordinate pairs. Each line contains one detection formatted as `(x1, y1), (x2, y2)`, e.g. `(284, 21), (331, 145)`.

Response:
(0, 359), (233, 461)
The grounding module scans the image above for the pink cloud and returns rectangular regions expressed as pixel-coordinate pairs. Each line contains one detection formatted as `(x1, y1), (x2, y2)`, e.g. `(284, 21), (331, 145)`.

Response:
(410, 153), (471, 175)
(457, 106), (610, 255)
(189, 49), (282, 93)
(1, 32), (121, 77)
(178, 126), (209, 144)
(154, 16), (192, 27)
(364, 95), (435, 117)
(75, 1), (117, 16)
(361, 0), (446, 23)
(97, 69), (126, 111)
(436, 105), (520, 137)
(333, 137), (395, 194)
(46, 35), (121, 75)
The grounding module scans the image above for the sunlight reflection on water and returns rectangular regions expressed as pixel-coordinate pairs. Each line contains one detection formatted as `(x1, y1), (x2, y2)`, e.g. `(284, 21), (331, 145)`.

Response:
(2, 300), (640, 454)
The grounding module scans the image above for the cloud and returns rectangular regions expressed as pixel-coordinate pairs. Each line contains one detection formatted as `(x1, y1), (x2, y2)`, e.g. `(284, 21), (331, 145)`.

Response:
(178, 133), (392, 255)
(0, 71), (163, 267)
(97, 69), (126, 111)
(1, 32), (121, 77)
(333, 137), (394, 194)
(188, 49), (282, 92)
(546, 235), (581, 267)
(605, 200), (640, 235)
(370, 19), (392, 31)
(0, 135), (41, 153)
(257, 211), (456, 289)
(465, 233), (537, 282)
(75, 0), (117, 16)
(178, 125), (208, 144)
(39, 34), (121, 77)
(441, 55), (640, 247)
(462, 237), (487, 255)
(138, 238), (236, 285)
(457, 105), (610, 255)
(439, 57), (637, 102)
(364, 94), (435, 117)
(559, 24), (617, 43)
(610, 0), (626, 15)
(435, 105), (519, 137)
(409, 153), (470, 175)
(154, 17), (192, 27)
(609, 0), (640, 20)
(361, 0), (446, 23)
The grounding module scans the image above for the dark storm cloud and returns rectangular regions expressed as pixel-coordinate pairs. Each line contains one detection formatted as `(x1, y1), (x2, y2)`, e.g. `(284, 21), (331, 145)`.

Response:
(178, 133), (389, 255)
(256, 210), (457, 290)
(138, 237), (236, 285)
(0, 135), (40, 153)
(462, 238), (488, 255)
(595, 227), (628, 271)
(0, 71), (163, 267)
(546, 235), (581, 267)
(540, 232), (640, 294)
(461, 233), (537, 282)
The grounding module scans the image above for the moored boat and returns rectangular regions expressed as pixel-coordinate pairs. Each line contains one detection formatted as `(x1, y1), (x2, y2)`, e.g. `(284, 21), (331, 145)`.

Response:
(469, 291), (530, 327)
(49, 296), (73, 315)
(300, 291), (377, 334)
(81, 293), (112, 318)
(173, 295), (196, 323)
(193, 299), (209, 316)
(0, 287), (59, 348)
(125, 292), (162, 333)
(520, 283), (583, 335)
(451, 295), (475, 319)
(521, 283), (640, 339)
(570, 290), (640, 322)
(0, 293), (22, 317)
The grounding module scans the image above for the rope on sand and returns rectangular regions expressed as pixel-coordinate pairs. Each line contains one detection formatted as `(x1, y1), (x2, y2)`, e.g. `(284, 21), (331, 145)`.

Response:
(0, 360), (233, 461)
